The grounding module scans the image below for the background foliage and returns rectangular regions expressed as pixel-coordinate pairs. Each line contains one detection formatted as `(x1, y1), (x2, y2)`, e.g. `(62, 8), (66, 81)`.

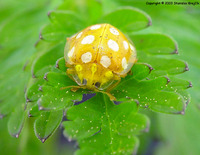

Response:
(0, 0), (199, 155)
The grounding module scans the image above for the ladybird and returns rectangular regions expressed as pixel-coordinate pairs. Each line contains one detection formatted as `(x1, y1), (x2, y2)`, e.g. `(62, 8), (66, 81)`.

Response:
(64, 24), (137, 98)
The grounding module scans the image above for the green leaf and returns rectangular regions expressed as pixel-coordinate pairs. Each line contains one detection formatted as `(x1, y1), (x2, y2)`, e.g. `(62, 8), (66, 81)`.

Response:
(8, 105), (27, 138)
(41, 10), (85, 42)
(164, 77), (191, 109)
(38, 71), (90, 110)
(38, 85), (84, 110)
(43, 72), (76, 87)
(85, 0), (102, 24)
(34, 110), (63, 143)
(129, 63), (153, 81)
(101, 7), (151, 33)
(49, 11), (84, 29)
(113, 77), (186, 114)
(55, 57), (67, 73)
(32, 43), (64, 78)
(41, 24), (67, 42)
(128, 34), (188, 77)
(140, 56), (188, 77)
(165, 77), (192, 90)
(128, 33), (188, 77)
(131, 34), (178, 55)
(27, 102), (40, 117)
(57, 0), (102, 25)
(26, 78), (43, 102)
(0, 68), (28, 117)
(0, 97), (20, 117)
(63, 93), (149, 154)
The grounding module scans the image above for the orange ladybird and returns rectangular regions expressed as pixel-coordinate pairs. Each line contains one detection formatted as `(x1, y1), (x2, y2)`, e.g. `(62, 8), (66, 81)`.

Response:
(64, 23), (137, 97)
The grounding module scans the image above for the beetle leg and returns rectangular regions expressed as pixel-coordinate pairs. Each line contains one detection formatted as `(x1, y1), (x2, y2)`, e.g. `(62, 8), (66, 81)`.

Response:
(106, 75), (121, 93)
(60, 85), (85, 92)
(94, 89), (116, 101)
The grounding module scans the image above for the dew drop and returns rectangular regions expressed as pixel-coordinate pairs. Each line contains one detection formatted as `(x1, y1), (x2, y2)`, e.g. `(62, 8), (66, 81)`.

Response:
(131, 129), (133, 132)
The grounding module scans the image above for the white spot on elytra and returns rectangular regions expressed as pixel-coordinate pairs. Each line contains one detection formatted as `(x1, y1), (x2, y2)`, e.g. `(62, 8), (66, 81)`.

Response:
(110, 27), (119, 35)
(76, 32), (83, 39)
(81, 52), (92, 63)
(81, 35), (95, 44)
(68, 47), (75, 57)
(90, 25), (101, 30)
(108, 39), (119, 52)
(122, 57), (128, 69)
(100, 56), (111, 68)
(123, 41), (129, 50)
(130, 44), (135, 51)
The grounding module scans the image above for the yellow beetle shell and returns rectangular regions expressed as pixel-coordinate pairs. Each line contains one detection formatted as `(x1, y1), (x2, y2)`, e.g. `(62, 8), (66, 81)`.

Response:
(64, 23), (137, 90)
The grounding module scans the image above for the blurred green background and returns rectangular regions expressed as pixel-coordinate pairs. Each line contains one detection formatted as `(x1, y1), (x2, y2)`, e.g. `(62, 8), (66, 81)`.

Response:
(0, 0), (200, 155)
